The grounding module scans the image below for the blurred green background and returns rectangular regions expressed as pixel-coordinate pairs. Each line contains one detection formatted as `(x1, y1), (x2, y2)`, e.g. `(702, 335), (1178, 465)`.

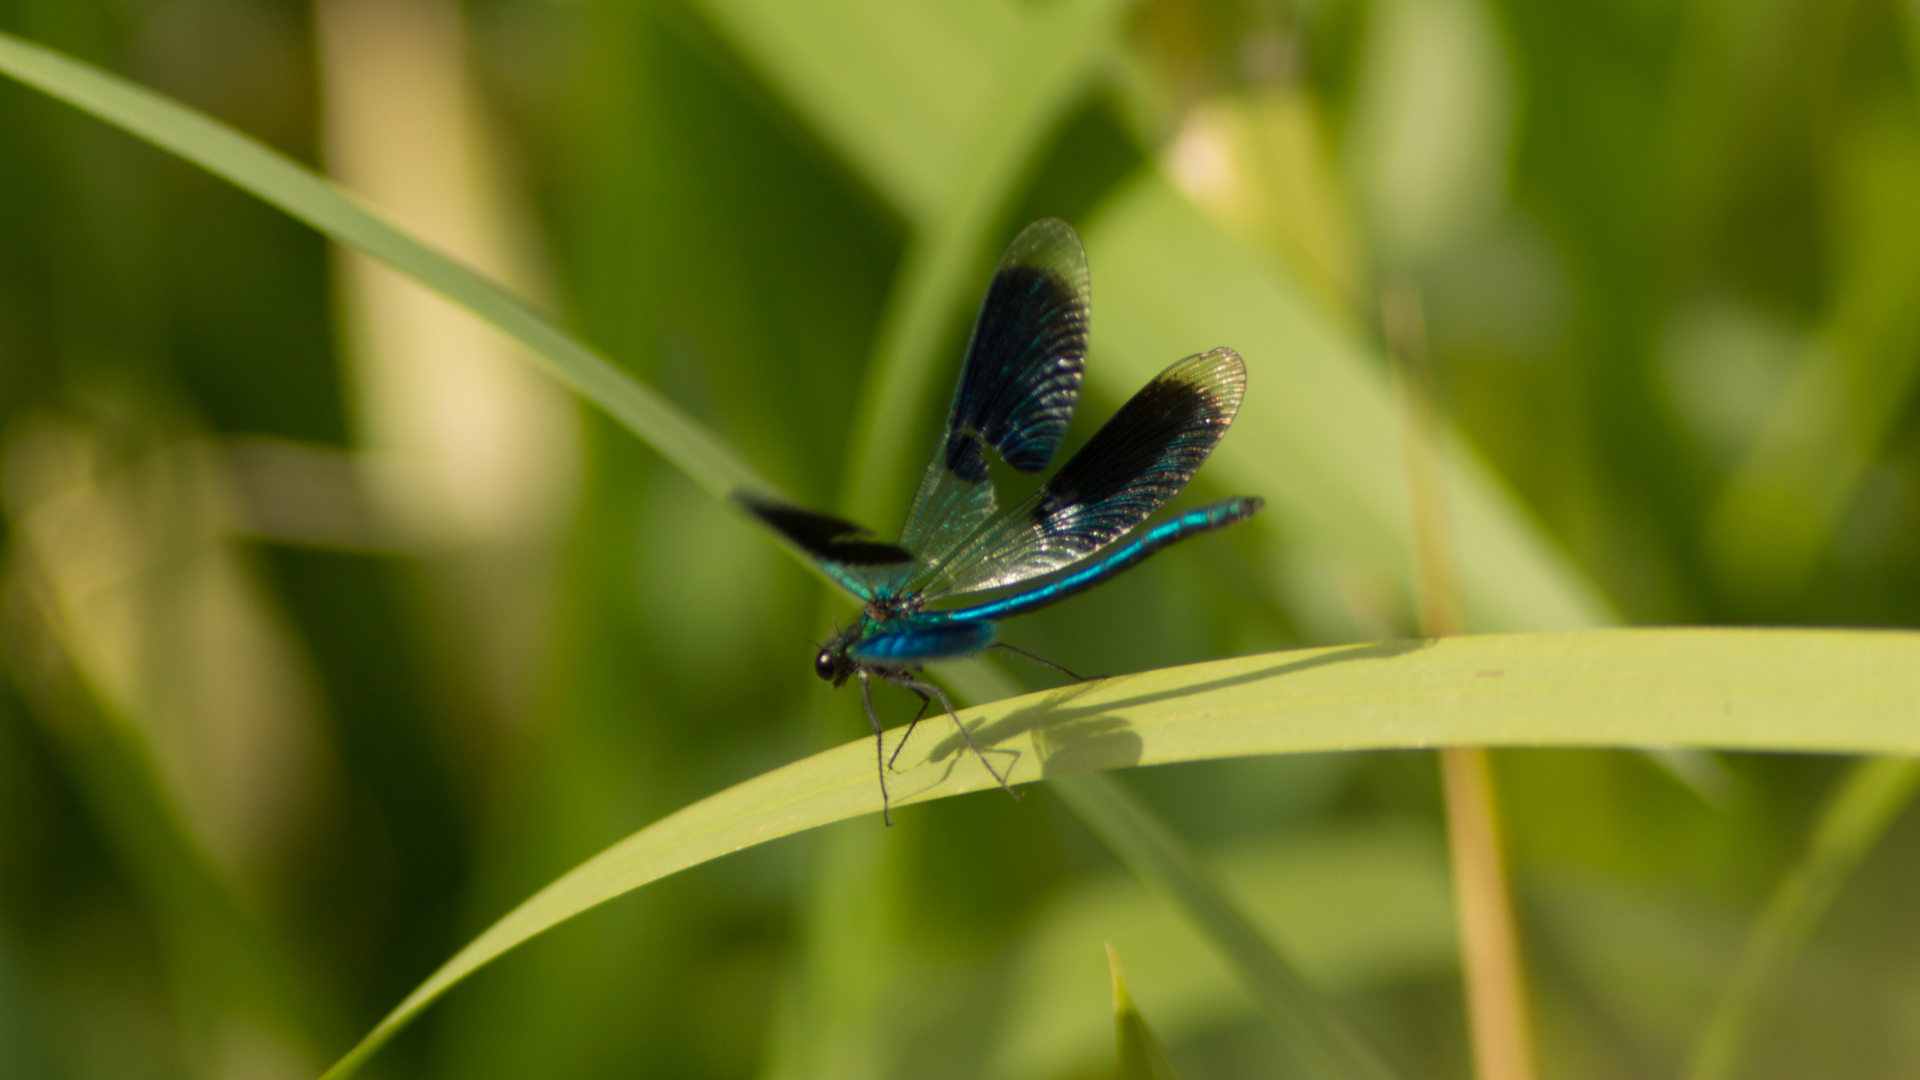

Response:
(3, 0), (1920, 1078)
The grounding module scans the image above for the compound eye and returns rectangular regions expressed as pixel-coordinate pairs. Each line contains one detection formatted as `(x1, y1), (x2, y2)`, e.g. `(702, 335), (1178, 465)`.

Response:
(814, 650), (838, 682)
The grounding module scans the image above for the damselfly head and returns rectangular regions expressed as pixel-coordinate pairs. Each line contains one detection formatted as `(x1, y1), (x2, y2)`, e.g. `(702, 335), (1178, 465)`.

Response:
(813, 647), (839, 683)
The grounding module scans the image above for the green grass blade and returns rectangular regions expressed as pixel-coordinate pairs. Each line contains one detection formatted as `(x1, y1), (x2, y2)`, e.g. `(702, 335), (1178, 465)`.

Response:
(0, 30), (763, 504)
(1110, 944), (1185, 1080)
(314, 627), (1920, 1077)
(1683, 756), (1920, 1080)
(1058, 773), (1402, 1080)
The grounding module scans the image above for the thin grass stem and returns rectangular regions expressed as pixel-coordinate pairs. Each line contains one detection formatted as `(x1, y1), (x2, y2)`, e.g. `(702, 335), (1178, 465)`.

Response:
(1387, 282), (1538, 1080)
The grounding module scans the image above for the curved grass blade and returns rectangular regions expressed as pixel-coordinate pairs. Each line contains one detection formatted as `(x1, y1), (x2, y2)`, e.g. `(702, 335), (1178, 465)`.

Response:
(1683, 756), (1920, 1080)
(314, 627), (1920, 1077)
(1060, 773), (1402, 1080)
(0, 30), (762, 504)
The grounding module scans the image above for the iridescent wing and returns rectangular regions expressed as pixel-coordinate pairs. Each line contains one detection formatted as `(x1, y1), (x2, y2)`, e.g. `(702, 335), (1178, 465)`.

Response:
(891, 218), (1090, 574)
(733, 492), (910, 601)
(914, 347), (1247, 600)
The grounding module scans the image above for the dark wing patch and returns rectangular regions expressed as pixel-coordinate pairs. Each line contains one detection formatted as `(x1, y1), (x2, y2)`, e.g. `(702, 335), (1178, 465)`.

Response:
(736, 493), (913, 567)
(896, 219), (1092, 561)
(1030, 352), (1237, 534)
(947, 223), (1089, 476)
(915, 347), (1248, 598)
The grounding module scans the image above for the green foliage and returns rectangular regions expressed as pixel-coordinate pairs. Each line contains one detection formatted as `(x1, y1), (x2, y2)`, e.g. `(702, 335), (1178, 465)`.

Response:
(3, 2), (1920, 1080)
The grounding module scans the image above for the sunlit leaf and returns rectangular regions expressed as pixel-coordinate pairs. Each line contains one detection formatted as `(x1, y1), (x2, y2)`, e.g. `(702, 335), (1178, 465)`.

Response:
(314, 626), (1920, 1077)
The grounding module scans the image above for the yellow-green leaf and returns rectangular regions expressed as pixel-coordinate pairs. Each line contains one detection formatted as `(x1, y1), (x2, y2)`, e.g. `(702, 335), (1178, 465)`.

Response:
(317, 627), (1920, 1077)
